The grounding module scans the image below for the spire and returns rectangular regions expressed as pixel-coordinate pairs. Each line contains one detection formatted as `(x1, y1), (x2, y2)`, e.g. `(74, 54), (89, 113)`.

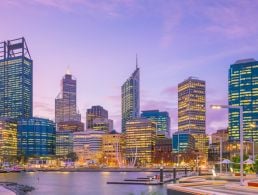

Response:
(136, 53), (138, 69)
(66, 66), (71, 75)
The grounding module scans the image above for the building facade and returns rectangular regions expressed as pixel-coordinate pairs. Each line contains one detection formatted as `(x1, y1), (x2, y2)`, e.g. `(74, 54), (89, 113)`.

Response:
(229, 59), (258, 142)
(153, 138), (172, 165)
(141, 110), (170, 138)
(55, 72), (81, 124)
(178, 77), (206, 133)
(102, 132), (124, 167)
(56, 131), (73, 157)
(125, 118), (156, 166)
(73, 130), (105, 164)
(57, 121), (84, 132)
(0, 119), (17, 162)
(121, 63), (140, 132)
(0, 38), (33, 119)
(172, 131), (195, 153)
(86, 106), (112, 132)
(18, 118), (56, 157)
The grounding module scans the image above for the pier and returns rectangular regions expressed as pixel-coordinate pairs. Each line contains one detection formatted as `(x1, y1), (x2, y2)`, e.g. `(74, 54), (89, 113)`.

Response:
(107, 168), (197, 185)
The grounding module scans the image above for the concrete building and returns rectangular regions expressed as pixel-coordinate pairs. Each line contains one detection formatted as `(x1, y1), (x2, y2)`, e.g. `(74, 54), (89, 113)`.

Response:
(125, 118), (156, 166)
(102, 131), (124, 167)
(56, 131), (73, 157)
(0, 119), (17, 162)
(55, 72), (81, 124)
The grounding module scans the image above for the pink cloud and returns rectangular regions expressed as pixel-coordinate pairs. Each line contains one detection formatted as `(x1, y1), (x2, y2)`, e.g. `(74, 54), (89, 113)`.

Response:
(162, 85), (177, 96)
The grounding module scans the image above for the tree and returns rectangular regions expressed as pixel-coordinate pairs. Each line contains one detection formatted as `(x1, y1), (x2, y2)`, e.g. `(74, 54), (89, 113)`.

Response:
(66, 152), (78, 162)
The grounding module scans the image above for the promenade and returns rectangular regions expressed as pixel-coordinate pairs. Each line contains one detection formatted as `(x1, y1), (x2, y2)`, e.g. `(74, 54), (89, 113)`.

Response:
(167, 176), (258, 195)
(0, 186), (15, 195)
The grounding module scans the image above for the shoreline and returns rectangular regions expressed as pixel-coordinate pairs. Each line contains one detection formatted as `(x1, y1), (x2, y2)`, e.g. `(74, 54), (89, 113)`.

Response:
(0, 182), (34, 195)
(21, 167), (195, 173)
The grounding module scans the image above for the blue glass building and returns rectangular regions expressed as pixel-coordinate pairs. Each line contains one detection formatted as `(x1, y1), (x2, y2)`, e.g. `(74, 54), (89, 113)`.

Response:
(172, 131), (195, 153)
(141, 110), (170, 137)
(18, 118), (56, 157)
(229, 59), (258, 142)
(0, 38), (33, 119)
(121, 58), (140, 132)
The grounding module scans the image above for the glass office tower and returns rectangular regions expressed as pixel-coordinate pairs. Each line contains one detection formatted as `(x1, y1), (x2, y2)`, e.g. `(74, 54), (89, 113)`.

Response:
(121, 61), (140, 132)
(0, 38), (33, 119)
(229, 59), (258, 142)
(18, 118), (56, 157)
(141, 110), (170, 138)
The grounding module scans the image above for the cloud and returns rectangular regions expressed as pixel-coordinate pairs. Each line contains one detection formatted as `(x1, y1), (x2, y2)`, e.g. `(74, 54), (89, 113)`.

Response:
(34, 101), (54, 120)
(202, 0), (258, 39)
(162, 85), (178, 96)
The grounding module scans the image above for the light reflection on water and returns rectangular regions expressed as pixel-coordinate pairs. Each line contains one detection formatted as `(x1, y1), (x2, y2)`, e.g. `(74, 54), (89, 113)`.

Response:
(0, 172), (167, 195)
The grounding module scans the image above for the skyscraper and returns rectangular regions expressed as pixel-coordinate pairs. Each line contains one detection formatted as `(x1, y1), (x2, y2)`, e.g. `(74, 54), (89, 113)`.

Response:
(55, 71), (81, 123)
(178, 77), (208, 156)
(86, 105), (108, 129)
(125, 118), (156, 166)
(141, 110), (170, 138)
(229, 59), (258, 142)
(121, 58), (140, 132)
(178, 77), (206, 133)
(0, 37), (33, 119)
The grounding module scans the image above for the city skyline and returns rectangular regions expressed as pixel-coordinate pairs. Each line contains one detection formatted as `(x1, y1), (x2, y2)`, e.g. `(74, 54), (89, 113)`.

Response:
(1, 1), (258, 133)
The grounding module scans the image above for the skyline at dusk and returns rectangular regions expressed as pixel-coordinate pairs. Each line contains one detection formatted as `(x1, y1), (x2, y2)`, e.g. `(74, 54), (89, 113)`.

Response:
(1, 0), (258, 133)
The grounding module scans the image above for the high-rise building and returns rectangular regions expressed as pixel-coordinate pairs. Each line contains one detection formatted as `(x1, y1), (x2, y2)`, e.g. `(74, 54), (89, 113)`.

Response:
(73, 130), (105, 164)
(57, 121), (84, 132)
(0, 38), (33, 119)
(102, 131), (124, 167)
(121, 59), (140, 132)
(56, 131), (73, 157)
(178, 77), (206, 133)
(18, 117), (56, 157)
(0, 119), (17, 161)
(125, 118), (156, 166)
(86, 106), (112, 132)
(55, 72), (81, 124)
(229, 59), (258, 142)
(141, 110), (170, 138)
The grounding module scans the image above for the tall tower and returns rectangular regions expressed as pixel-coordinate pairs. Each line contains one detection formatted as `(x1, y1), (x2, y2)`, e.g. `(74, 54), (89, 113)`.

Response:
(178, 77), (206, 133)
(229, 59), (258, 142)
(0, 37), (33, 119)
(121, 57), (140, 132)
(55, 71), (81, 124)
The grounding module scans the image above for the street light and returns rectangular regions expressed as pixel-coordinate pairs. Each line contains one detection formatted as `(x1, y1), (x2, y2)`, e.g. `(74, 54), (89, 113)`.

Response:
(210, 104), (244, 186)
(210, 134), (223, 175)
(250, 123), (256, 161)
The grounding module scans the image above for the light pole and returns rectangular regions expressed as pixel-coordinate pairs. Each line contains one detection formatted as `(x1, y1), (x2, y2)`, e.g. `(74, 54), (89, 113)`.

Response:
(211, 104), (244, 186)
(250, 123), (256, 161)
(211, 135), (223, 175)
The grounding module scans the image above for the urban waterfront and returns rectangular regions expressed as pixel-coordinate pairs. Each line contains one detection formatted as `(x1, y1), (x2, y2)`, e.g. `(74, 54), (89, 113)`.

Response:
(0, 172), (166, 195)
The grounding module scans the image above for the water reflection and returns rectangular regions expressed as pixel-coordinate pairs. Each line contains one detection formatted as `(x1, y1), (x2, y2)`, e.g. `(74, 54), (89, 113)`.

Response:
(0, 172), (167, 195)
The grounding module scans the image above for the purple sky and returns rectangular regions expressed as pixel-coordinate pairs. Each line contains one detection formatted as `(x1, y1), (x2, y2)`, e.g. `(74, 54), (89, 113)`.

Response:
(1, 0), (258, 134)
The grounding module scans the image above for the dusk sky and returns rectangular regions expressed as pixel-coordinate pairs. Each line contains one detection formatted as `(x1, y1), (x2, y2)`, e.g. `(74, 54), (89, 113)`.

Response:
(1, 0), (258, 134)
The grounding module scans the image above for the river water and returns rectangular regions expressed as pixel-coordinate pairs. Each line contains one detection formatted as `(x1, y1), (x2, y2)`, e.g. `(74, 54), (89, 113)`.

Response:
(0, 172), (167, 195)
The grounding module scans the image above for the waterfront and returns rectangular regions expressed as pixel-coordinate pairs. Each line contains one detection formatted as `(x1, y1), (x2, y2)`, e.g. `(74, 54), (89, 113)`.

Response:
(0, 172), (166, 195)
